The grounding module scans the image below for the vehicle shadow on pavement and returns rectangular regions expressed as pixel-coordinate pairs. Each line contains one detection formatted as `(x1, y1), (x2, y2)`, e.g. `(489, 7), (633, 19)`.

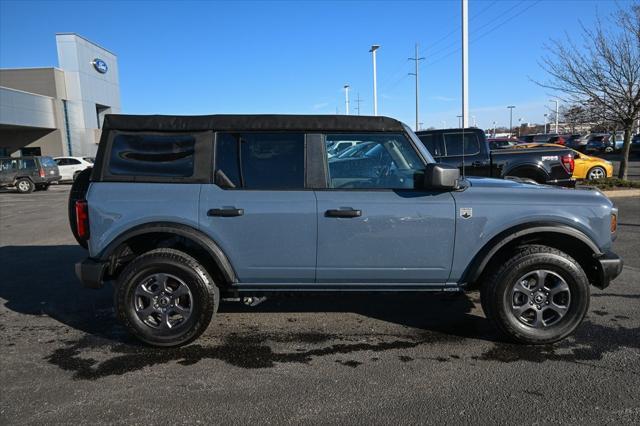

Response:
(2, 245), (639, 379)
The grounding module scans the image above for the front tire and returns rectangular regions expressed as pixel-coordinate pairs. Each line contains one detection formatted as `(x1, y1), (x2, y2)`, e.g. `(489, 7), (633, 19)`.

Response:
(586, 166), (606, 181)
(115, 248), (219, 347)
(481, 245), (589, 344)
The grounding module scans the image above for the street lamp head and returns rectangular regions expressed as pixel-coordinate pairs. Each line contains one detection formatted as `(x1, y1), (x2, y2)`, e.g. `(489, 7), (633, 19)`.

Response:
(507, 105), (515, 109)
(344, 84), (350, 89)
(369, 45), (380, 52)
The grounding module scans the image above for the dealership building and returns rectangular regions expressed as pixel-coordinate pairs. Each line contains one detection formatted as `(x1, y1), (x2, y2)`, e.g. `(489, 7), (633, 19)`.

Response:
(0, 33), (120, 157)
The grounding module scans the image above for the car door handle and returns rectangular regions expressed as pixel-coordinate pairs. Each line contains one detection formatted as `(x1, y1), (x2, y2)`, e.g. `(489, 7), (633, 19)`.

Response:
(325, 208), (362, 218)
(471, 161), (484, 167)
(208, 208), (244, 217)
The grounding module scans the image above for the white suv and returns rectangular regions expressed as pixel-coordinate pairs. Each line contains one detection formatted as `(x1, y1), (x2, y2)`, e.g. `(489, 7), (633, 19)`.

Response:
(53, 157), (93, 181)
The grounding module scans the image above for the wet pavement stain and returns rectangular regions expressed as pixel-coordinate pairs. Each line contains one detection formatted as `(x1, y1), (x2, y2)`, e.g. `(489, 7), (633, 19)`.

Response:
(46, 333), (430, 380)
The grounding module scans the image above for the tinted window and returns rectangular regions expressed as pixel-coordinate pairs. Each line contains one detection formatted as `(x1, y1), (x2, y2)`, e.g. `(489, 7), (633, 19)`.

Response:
(215, 133), (241, 188)
(216, 132), (305, 189)
(109, 134), (196, 177)
(41, 157), (56, 167)
(67, 158), (81, 165)
(325, 133), (423, 189)
(55, 158), (67, 165)
(20, 159), (36, 169)
(418, 134), (444, 157)
(443, 133), (480, 156)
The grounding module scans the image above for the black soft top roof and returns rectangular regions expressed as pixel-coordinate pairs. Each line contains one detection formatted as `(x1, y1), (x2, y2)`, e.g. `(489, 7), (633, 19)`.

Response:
(102, 114), (406, 133)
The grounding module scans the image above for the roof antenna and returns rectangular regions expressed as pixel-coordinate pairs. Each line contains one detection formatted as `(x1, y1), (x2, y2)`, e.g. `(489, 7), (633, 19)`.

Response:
(461, 117), (466, 181)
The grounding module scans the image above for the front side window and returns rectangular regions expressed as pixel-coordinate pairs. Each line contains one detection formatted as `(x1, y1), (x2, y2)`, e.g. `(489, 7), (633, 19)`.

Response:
(325, 133), (424, 189)
(215, 132), (305, 190)
(443, 133), (480, 156)
(109, 133), (196, 177)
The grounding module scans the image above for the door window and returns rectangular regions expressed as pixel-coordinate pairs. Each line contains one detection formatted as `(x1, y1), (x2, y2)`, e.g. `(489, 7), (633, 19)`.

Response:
(324, 133), (424, 189)
(215, 132), (305, 190)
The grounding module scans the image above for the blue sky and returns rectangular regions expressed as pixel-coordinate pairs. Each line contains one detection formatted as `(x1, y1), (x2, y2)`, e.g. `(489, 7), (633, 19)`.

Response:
(0, 0), (628, 129)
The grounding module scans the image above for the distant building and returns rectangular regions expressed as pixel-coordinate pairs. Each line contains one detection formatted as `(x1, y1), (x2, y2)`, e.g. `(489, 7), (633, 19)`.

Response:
(0, 33), (120, 157)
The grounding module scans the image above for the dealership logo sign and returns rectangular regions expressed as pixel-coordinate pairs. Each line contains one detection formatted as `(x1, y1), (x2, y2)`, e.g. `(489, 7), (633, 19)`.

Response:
(92, 58), (108, 74)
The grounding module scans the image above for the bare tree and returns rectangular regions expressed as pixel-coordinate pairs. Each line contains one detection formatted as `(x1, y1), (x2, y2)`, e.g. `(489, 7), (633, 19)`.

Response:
(537, 3), (640, 179)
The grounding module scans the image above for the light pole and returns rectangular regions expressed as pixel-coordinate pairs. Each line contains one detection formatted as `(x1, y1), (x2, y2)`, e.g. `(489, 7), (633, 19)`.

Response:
(369, 45), (380, 116)
(544, 113), (548, 133)
(492, 121), (496, 137)
(472, 115), (477, 127)
(408, 43), (425, 131)
(457, 115), (462, 128)
(550, 99), (559, 133)
(507, 105), (515, 136)
(344, 84), (350, 115)
(461, 0), (469, 127)
(517, 117), (522, 137)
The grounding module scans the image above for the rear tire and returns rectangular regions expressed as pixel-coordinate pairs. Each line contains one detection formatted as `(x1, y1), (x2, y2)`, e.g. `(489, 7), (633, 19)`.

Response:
(15, 178), (34, 194)
(115, 248), (219, 347)
(481, 244), (589, 344)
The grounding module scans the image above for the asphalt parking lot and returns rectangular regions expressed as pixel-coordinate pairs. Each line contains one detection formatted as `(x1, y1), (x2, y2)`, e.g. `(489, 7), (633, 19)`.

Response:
(1, 185), (639, 424)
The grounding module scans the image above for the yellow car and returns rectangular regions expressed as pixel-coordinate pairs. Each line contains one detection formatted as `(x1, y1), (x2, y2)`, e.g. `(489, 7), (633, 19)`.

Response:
(513, 143), (613, 180)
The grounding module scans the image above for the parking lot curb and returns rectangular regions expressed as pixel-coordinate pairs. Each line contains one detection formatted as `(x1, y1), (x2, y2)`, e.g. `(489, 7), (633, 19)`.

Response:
(602, 189), (640, 198)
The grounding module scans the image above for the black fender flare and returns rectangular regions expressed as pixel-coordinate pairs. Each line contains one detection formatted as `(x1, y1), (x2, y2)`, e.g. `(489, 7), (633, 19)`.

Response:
(503, 163), (550, 181)
(98, 222), (237, 284)
(462, 222), (602, 285)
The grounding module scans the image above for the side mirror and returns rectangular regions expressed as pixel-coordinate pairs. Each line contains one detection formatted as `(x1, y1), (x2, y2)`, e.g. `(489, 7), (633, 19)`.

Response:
(421, 163), (460, 190)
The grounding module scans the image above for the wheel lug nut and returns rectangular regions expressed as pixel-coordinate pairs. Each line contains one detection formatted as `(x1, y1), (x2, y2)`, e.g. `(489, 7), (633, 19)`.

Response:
(536, 305), (541, 309)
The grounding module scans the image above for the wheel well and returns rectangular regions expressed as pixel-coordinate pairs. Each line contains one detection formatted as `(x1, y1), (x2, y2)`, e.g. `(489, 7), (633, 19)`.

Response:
(470, 232), (600, 290)
(105, 232), (231, 289)
(505, 166), (548, 183)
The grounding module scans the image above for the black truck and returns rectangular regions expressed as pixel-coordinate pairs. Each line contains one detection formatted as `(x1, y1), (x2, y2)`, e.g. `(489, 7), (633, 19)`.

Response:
(416, 128), (575, 186)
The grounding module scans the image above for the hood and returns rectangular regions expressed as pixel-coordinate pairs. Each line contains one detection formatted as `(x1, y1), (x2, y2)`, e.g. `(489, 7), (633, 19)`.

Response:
(464, 176), (556, 190)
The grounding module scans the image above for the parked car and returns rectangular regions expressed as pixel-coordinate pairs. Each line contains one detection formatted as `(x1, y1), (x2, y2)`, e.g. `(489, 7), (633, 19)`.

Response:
(416, 128), (575, 186)
(585, 133), (625, 153)
(519, 134), (566, 145)
(71, 114), (622, 347)
(326, 140), (358, 158)
(54, 156), (94, 181)
(0, 156), (60, 193)
(487, 138), (518, 150)
(631, 134), (640, 157)
(513, 143), (613, 180)
(564, 134), (586, 151)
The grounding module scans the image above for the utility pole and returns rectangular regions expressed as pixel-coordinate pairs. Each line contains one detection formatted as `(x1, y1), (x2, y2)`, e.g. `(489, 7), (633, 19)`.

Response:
(544, 113), (548, 133)
(507, 105), (515, 136)
(472, 115), (477, 127)
(354, 93), (363, 115)
(457, 115), (462, 128)
(344, 84), (350, 115)
(370, 45), (380, 115)
(408, 43), (425, 131)
(418, 122), (424, 130)
(461, 0), (469, 127)
(550, 99), (559, 133)
(492, 121), (496, 137)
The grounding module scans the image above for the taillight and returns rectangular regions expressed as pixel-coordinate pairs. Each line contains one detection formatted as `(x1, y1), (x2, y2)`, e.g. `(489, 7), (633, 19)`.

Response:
(75, 200), (90, 239)
(561, 154), (574, 174)
(558, 137), (565, 145)
(39, 168), (45, 178)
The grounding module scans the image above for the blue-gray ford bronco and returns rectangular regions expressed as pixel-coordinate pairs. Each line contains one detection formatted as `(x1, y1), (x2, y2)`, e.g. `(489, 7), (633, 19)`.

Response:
(71, 114), (623, 347)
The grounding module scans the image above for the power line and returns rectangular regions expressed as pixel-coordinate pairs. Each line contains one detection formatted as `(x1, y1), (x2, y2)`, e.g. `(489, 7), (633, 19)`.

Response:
(427, 0), (541, 67)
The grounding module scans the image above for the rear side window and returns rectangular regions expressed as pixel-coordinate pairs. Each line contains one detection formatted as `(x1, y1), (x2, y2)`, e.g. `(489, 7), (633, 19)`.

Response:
(215, 132), (305, 189)
(109, 134), (196, 177)
(20, 159), (36, 169)
(443, 133), (480, 156)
